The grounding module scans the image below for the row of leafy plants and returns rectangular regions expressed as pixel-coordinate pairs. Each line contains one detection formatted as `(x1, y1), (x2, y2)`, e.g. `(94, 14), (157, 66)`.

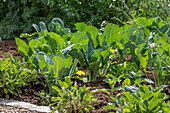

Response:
(0, 0), (169, 39)
(0, 16), (169, 112)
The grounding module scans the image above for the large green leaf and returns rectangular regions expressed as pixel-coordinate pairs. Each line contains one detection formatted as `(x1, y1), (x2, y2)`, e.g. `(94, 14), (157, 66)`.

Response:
(39, 22), (47, 32)
(135, 48), (148, 68)
(15, 37), (29, 57)
(69, 58), (78, 76)
(98, 34), (105, 47)
(89, 59), (100, 81)
(104, 23), (120, 46)
(89, 59), (100, 71)
(75, 23), (87, 32)
(92, 50), (101, 61)
(29, 39), (42, 52)
(38, 60), (46, 71)
(116, 41), (124, 50)
(65, 56), (73, 69)
(87, 39), (94, 54)
(87, 26), (99, 48)
(52, 56), (65, 83)
(70, 32), (89, 45)
(40, 37), (47, 45)
(136, 17), (153, 27)
(159, 36), (169, 51)
(122, 24), (136, 37)
(101, 49), (110, 61)
(48, 22), (56, 32)
(46, 33), (64, 51)
(45, 34), (57, 52)
(68, 49), (84, 65)
(86, 39), (95, 63)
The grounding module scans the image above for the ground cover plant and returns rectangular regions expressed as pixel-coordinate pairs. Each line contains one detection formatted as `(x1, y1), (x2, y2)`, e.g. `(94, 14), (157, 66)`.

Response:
(0, 1), (170, 113)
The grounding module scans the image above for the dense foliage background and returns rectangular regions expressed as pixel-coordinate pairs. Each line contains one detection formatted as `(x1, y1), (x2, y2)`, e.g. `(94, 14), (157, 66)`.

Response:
(0, 0), (169, 39)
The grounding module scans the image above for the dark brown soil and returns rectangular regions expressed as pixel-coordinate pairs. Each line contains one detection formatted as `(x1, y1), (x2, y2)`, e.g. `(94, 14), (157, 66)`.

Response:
(0, 39), (27, 60)
(0, 39), (170, 113)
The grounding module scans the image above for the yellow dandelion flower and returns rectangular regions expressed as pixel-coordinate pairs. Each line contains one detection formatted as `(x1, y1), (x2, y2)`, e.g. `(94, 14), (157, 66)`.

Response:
(76, 70), (85, 76)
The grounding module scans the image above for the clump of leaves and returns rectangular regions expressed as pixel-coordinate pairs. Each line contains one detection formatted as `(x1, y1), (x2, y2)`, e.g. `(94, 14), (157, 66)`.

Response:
(50, 77), (98, 113)
(104, 84), (170, 113)
(0, 56), (36, 99)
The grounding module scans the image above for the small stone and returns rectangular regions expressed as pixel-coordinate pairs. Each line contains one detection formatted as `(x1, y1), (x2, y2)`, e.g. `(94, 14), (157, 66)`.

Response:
(0, 98), (59, 113)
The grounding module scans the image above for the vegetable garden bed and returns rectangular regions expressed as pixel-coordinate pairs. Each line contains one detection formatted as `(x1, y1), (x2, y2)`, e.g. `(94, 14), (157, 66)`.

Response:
(0, 16), (170, 113)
